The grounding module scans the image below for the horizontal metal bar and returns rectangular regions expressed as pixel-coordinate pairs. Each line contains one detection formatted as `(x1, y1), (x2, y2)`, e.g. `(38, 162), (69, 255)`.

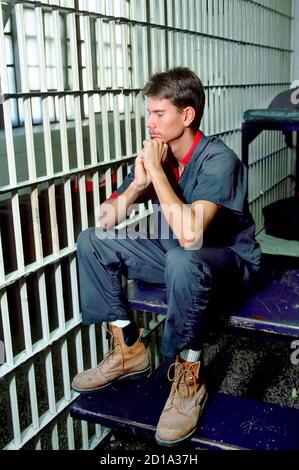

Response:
(1, 309), (162, 447)
(0, 316), (82, 379)
(13, 0), (294, 21)
(7, 0), (294, 53)
(0, 127), (245, 195)
(249, 174), (292, 204)
(0, 208), (154, 289)
(246, 0), (293, 19)
(3, 394), (82, 450)
(1, 88), (142, 100)
(212, 127), (242, 137)
(0, 155), (136, 194)
(0, 82), (292, 101)
(0, 246), (77, 290)
(247, 145), (289, 167)
(0, 127), (246, 196)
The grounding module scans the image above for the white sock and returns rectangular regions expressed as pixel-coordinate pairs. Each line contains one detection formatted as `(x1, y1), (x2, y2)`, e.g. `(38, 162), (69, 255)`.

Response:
(109, 320), (131, 328)
(180, 349), (201, 362)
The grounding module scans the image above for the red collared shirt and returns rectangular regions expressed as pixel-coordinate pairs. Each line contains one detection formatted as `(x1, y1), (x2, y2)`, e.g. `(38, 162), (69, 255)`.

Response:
(170, 130), (203, 181)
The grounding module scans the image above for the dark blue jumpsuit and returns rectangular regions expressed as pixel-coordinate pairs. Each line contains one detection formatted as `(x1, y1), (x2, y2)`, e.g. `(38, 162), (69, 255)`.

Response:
(77, 135), (261, 359)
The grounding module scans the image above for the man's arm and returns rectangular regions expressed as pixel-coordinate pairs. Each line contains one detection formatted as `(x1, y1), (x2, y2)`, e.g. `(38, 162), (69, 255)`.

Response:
(150, 168), (220, 248)
(100, 155), (152, 229)
(142, 139), (220, 248)
(99, 181), (143, 229)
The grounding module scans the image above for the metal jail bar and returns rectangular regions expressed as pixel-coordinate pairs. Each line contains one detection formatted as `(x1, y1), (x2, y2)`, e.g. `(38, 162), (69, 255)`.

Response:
(0, 0), (295, 450)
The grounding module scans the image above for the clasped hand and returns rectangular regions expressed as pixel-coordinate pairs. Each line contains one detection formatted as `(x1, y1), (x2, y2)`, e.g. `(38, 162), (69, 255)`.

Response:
(134, 140), (168, 191)
(141, 139), (168, 174)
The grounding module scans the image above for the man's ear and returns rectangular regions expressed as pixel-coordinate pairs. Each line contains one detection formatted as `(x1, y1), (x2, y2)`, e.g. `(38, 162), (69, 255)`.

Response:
(183, 107), (196, 127)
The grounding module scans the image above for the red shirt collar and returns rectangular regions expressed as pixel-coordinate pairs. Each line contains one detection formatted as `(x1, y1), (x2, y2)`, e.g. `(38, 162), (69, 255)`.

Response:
(181, 130), (203, 166)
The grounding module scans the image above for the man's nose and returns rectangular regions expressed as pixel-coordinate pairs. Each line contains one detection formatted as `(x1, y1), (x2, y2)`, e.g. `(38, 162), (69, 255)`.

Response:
(146, 115), (155, 129)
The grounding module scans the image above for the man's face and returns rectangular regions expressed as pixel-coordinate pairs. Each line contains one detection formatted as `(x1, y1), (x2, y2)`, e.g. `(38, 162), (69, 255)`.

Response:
(146, 97), (185, 145)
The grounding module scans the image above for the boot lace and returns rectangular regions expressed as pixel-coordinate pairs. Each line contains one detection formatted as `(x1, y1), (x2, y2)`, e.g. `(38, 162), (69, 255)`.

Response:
(98, 330), (122, 371)
(166, 362), (197, 411)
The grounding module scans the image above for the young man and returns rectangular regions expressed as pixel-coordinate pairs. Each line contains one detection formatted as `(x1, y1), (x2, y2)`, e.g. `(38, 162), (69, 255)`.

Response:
(72, 67), (261, 446)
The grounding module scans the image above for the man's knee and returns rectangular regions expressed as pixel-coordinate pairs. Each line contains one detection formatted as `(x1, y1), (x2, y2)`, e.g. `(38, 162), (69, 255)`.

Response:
(165, 247), (198, 272)
(77, 227), (125, 264)
(76, 228), (95, 257)
(165, 247), (213, 284)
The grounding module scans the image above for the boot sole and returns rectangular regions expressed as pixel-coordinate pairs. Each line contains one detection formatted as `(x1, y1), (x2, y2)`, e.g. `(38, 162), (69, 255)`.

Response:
(155, 393), (208, 448)
(71, 365), (151, 393)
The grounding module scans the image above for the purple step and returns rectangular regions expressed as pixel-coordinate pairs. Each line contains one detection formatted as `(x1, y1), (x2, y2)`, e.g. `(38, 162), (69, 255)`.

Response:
(70, 360), (299, 450)
(127, 269), (299, 337)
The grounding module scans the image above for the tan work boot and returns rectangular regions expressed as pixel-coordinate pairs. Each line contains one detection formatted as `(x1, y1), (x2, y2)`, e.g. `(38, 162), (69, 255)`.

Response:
(71, 325), (150, 392)
(155, 356), (208, 447)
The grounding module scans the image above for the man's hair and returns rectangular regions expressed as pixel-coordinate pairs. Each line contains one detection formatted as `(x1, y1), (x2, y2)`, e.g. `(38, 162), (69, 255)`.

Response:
(142, 67), (205, 131)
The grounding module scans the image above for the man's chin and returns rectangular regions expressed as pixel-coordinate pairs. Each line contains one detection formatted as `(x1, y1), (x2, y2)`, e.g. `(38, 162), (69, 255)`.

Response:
(151, 136), (166, 143)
